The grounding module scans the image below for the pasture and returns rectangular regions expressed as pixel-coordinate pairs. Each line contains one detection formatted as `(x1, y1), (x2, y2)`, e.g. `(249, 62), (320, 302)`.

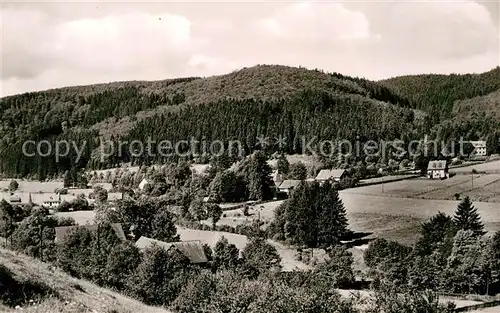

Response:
(0, 180), (63, 193)
(344, 174), (500, 203)
(451, 159), (500, 174)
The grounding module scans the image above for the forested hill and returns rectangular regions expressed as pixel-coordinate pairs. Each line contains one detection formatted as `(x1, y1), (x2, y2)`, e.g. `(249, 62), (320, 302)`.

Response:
(380, 67), (500, 119)
(0, 64), (497, 178)
(434, 89), (500, 149)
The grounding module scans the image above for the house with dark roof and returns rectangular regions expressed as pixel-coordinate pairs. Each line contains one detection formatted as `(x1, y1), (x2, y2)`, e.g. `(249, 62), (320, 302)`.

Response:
(54, 223), (126, 243)
(427, 160), (449, 179)
(315, 169), (347, 184)
(135, 236), (208, 264)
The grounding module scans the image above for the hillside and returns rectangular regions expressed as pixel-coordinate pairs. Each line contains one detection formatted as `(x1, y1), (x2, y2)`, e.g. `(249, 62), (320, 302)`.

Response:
(0, 65), (424, 178)
(431, 89), (500, 145)
(0, 247), (170, 313)
(380, 67), (500, 119)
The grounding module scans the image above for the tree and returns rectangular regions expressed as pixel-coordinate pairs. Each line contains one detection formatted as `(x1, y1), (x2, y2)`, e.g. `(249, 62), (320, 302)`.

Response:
(241, 237), (281, 276)
(213, 236), (240, 270)
(64, 171), (73, 188)
(277, 154), (290, 175)
(208, 171), (246, 203)
(444, 230), (491, 294)
(56, 226), (94, 278)
(238, 151), (273, 201)
(8, 180), (19, 193)
(315, 246), (354, 288)
(407, 252), (444, 291)
(104, 241), (141, 290)
(453, 197), (485, 236)
(12, 208), (75, 261)
(415, 212), (456, 256)
(93, 185), (108, 204)
(206, 204), (222, 230)
(364, 238), (413, 287)
(130, 244), (191, 306)
(188, 198), (208, 221)
(151, 208), (179, 242)
(101, 198), (157, 240)
(364, 282), (455, 313)
(0, 200), (15, 242)
(287, 162), (307, 180)
(279, 181), (349, 248)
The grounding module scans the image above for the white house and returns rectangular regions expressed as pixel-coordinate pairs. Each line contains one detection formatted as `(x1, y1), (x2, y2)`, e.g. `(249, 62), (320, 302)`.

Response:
(315, 169), (347, 184)
(427, 160), (449, 179)
(138, 178), (149, 191)
(469, 141), (487, 157)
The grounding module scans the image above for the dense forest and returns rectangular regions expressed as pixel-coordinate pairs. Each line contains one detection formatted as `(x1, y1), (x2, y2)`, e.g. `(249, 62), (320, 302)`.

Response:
(380, 67), (500, 121)
(0, 65), (498, 178)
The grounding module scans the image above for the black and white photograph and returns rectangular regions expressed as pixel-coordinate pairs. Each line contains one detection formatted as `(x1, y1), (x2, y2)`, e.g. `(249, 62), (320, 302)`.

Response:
(1, 1), (500, 312)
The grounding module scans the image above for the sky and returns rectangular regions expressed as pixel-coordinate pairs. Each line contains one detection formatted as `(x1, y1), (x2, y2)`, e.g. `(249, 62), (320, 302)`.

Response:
(1, 0), (499, 97)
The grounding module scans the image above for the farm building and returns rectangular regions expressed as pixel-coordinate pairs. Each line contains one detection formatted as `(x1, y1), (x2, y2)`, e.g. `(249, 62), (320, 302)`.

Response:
(54, 223), (126, 243)
(315, 169), (347, 184)
(277, 180), (302, 195)
(427, 160), (449, 179)
(135, 236), (208, 264)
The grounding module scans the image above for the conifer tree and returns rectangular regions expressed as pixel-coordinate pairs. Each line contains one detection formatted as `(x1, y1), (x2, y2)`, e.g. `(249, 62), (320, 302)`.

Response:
(453, 197), (485, 237)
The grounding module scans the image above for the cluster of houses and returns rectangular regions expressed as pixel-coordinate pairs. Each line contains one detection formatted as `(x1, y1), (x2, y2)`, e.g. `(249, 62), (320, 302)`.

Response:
(0, 182), (124, 208)
(273, 169), (348, 197)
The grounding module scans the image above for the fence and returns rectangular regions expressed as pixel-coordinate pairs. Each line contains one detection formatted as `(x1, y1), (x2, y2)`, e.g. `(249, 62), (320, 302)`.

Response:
(454, 300), (500, 312)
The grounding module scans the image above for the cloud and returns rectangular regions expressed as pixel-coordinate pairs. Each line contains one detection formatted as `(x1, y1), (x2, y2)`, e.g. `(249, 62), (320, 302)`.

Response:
(1, 8), (197, 95)
(1, 1), (499, 96)
(379, 1), (498, 59)
(257, 2), (374, 41)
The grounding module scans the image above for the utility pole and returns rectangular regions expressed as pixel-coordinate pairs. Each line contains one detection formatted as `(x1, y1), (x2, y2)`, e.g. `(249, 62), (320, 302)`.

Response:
(472, 170), (474, 190)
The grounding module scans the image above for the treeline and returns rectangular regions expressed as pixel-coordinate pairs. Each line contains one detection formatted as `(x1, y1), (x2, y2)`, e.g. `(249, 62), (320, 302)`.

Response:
(364, 196), (500, 295)
(0, 88), (422, 178)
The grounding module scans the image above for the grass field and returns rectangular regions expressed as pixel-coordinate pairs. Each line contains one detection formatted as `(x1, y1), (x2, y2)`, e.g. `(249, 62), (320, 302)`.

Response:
(344, 174), (500, 203)
(0, 248), (170, 313)
(451, 160), (500, 174)
(0, 180), (63, 193)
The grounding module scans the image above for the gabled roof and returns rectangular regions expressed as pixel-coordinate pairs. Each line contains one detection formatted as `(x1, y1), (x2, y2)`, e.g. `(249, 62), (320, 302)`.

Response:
(138, 179), (149, 190)
(54, 223), (126, 243)
(315, 169), (346, 180)
(427, 160), (448, 170)
(278, 180), (302, 190)
(135, 236), (208, 264)
(469, 141), (486, 148)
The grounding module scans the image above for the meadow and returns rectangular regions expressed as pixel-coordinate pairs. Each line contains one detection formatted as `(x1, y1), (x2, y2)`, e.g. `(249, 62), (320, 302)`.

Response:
(450, 159), (500, 174)
(344, 174), (500, 203)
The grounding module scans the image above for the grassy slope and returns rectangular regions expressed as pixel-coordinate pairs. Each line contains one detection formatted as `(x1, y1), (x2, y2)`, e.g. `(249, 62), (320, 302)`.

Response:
(0, 248), (170, 313)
